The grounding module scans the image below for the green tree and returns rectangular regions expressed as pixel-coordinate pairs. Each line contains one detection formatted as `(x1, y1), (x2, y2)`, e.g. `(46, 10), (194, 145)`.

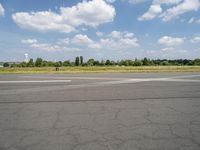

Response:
(105, 60), (111, 65)
(35, 58), (43, 67)
(54, 62), (60, 67)
(94, 60), (100, 66)
(75, 57), (80, 66)
(87, 59), (94, 66)
(63, 61), (71, 66)
(3, 62), (9, 67)
(18, 62), (27, 67)
(10, 63), (17, 68)
(161, 61), (170, 66)
(27, 58), (34, 67)
(142, 57), (149, 66)
(42, 61), (49, 67)
(58, 61), (63, 67)
(193, 59), (200, 65)
(134, 60), (142, 66)
(80, 56), (83, 65)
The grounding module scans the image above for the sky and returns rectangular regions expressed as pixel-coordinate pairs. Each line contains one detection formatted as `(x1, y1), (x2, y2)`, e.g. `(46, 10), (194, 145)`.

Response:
(0, 0), (200, 61)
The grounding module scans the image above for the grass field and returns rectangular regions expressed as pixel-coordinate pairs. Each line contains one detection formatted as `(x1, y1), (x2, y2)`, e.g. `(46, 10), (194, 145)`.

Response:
(0, 66), (200, 74)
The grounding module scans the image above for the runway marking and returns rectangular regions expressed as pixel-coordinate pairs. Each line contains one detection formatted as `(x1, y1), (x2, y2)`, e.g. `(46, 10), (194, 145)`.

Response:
(0, 80), (71, 84)
(21, 76), (130, 80)
(0, 74), (200, 95)
(169, 74), (200, 79)
(161, 79), (200, 82)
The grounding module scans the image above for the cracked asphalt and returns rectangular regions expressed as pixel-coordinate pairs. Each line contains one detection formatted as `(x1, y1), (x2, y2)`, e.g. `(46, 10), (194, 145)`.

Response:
(0, 72), (200, 150)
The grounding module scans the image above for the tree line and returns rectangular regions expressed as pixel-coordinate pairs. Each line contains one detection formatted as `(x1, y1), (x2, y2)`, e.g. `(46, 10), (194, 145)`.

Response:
(3, 56), (200, 67)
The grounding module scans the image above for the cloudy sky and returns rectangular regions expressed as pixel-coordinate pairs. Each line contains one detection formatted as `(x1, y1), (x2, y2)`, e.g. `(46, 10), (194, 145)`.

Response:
(0, 0), (200, 61)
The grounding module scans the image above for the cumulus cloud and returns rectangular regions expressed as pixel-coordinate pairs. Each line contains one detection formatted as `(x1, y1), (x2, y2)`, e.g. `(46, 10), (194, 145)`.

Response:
(161, 0), (200, 21)
(188, 17), (195, 23)
(70, 31), (139, 50)
(56, 38), (70, 45)
(152, 0), (183, 5)
(71, 34), (94, 45)
(161, 47), (175, 52)
(71, 34), (101, 49)
(138, 0), (199, 21)
(12, 0), (115, 33)
(21, 39), (38, 44)
(21, 30), (139, 52)
(105, 0), (116, 3)
(188, 17), (200, 24)
(138, 0), (182, 21)
(21, 38), (80, 52)
(190, 37), (200, 43)
(196, 19), (200, 24)
(138, 4), (162, 21)
(13, 11), (75, 33)
(99, 31), (139, 50)
(0, 3), (5, 16)
(128, 0), (150, 4)
(96, 31), (104, 37)
(158, 36), (184, 46)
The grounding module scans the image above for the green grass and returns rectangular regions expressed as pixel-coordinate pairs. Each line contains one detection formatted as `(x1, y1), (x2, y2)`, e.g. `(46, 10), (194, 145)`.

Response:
(0, 66), (200, 74)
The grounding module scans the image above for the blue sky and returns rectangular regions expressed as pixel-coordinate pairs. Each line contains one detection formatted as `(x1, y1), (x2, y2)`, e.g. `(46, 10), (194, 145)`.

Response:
(0, 0), (200, 61)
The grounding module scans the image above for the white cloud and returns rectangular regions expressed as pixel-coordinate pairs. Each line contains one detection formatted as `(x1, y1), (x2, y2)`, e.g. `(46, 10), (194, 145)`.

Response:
(100, 31), (139, 50)
(70, 31), (138, 51)
(21, 38), (80, 52)
(188, 17), (195, 23)
(138, 0), (199, 21)
(21, 30), (139, 52)
(161, 47), (175, 52)
(128, 0), (150, 4)
(152, 0), (183, 5)
(96, 31), (104, 37)
(56, 38), (70, 45)
(12, 0), (115, 33)
(110, 30), (124, 38)
(71, 34), (93, 45)
(161, 0), (200, 21)
(105, 0), (116, 3)
(188, 17), (200, 24)
(71, 34), (101, 49)
(191, 37), (200, 43)
(13, 11), (74, 33)
(22, 39), (59, 51)
(31, 43), (61, 51)
(196, 19), (200, 24)
(138, 0), (183, 21)
(0, 3), (5, 16)
(88, 43), (101, 49)
(21, 39), (38, 44)
(138, 4), (162, 21)
(109, 30), (135, 39)
(158, 36), (184, 46)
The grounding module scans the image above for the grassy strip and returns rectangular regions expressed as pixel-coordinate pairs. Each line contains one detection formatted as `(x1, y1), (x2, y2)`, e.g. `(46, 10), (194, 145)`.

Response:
(0, 66), (200, 74)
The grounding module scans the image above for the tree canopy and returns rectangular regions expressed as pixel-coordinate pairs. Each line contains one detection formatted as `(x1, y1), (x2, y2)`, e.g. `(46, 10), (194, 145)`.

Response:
(3, 57), (200, 68)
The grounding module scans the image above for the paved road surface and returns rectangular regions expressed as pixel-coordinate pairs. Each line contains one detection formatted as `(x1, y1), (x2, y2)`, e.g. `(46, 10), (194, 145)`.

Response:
(0, 72), (200, 150)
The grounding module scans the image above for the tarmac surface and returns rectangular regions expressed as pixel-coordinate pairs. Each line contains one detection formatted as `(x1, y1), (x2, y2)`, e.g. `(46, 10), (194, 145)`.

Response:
(0, 72), (200, 150)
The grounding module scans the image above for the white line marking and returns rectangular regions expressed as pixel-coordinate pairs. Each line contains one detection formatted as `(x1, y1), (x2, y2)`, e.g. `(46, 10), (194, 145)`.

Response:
(169, 74), (200, 79)
(0, 80), (71, 83)
(0, 76), (200, 95)
(163, 79), (200, 82)
(22, 76), (129, 80)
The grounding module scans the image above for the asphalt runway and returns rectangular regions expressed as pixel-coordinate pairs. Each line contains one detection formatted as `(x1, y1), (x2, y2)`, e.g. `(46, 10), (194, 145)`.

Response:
(0, 72), (200, 150)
